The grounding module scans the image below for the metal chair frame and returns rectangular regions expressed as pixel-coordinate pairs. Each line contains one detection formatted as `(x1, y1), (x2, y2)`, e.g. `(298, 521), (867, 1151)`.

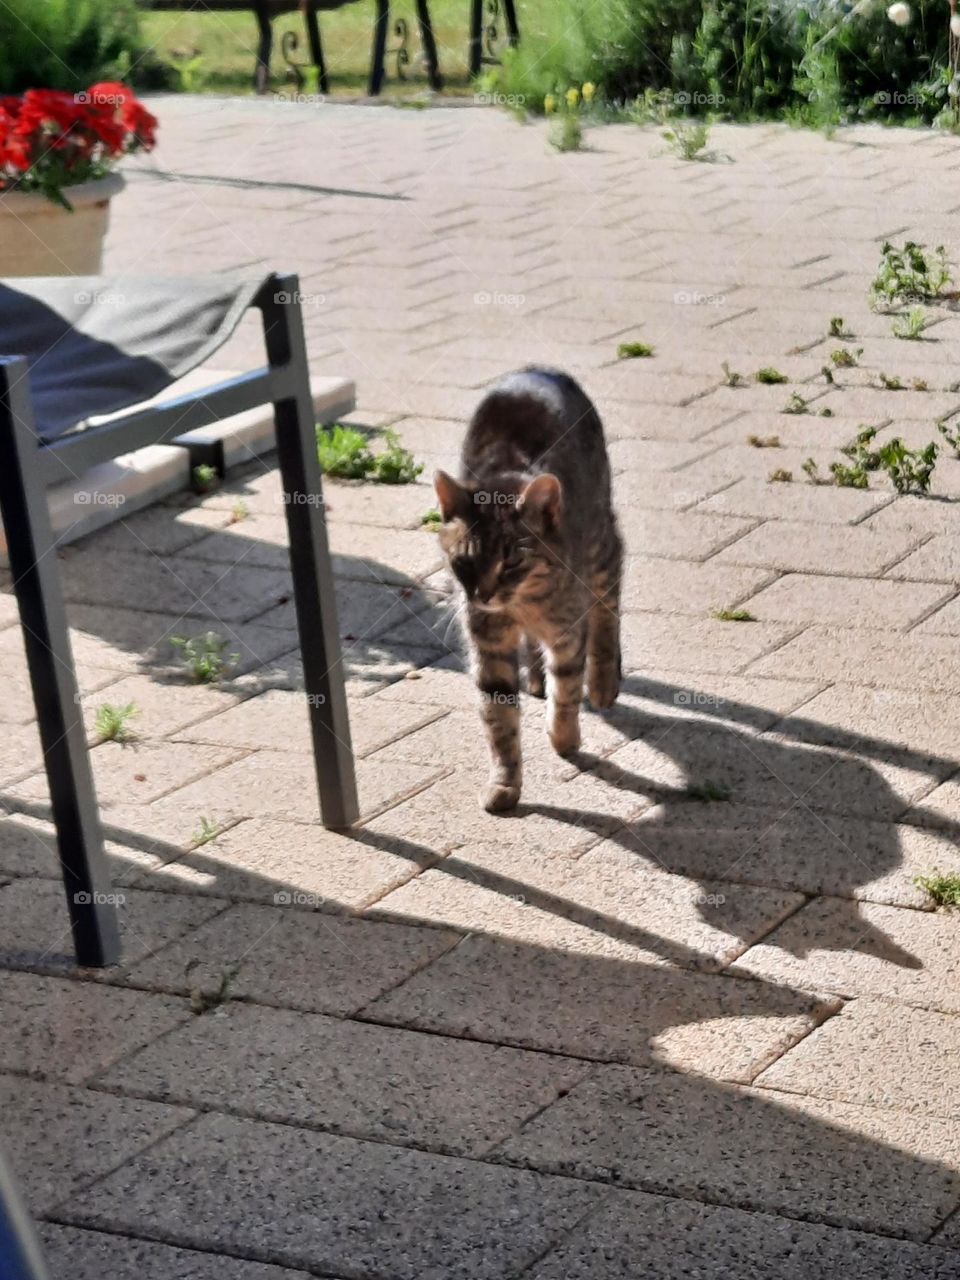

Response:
(0, 272), (359, 968)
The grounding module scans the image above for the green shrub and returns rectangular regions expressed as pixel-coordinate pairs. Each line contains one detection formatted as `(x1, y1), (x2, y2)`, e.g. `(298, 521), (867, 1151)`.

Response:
(0, 0), (146, 93)
(489, 0), (953, 124)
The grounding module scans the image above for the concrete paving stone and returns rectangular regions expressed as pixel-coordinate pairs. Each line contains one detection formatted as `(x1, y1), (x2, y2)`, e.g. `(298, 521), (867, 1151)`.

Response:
(0, 970), (189, 1084)
(320, 475), (433, 529)
(254, 637), (447, 700)
(0, 651), (119, 728)
(12, 740), (244, 808)
(614, 669), (822, 732)
(862, 494), (960, 538)
(371, 836), (802, 971)
(626, 799), (958, 907)
(741, 573), (950, 630)
(816, 387), (960, 422)
(130, 815), (429, 910)
(619, 613), (797, 675)
(0, 878), (226, 975)
(366, 933), (837, 1082)
(341, 654), (471, 709)
(161, 749), (444, 825)
(907, 776), (960, 827)
(124, 901), (461, 1014)
(172, 686), (447, 758)
(82, 504), (235, 556)
(38, 1224), (316, 1280)
(62, 1111), (605, 1279)
(180, 516), (444, 586)
(614, 508), (756, 559)
(732, 896), (960, 1011)
(756, 997), (960, 1119)
(63, 602), (301, 678)
(607, 438), (717, 474)
(776, 682), (960, 761)
(496, 1063), (960, 1241)
(596, 403), (738, 443)
(361, 763), (639, 859)
(528, 1189), (960, 1280)
(258, 577), (437, 643)
(887, 536), (960, 582)
(622, 557), (772, 615)
(697, 477), (891, 524)
(79, 672), (242, 741)
(603, 722), (932, 820)
(916, 595), (960, 636)
(58, 547), (294, 624)
(937, 1213), (960, 1249)
(704, 410), (892, 452)
(0, 1073), (192, 1214)
(714, 520), (919, 576)
(748, 623), (960, 693)
(669, 445), (850, 493)
(100, 1001), (589, 1157)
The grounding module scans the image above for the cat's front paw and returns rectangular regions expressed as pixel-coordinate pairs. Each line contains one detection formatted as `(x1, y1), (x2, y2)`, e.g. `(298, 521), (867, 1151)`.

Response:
(482, 782), (521, 813)
(548, 711), (581, 757)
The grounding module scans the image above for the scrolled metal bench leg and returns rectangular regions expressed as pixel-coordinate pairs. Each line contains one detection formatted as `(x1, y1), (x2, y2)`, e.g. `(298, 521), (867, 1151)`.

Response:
(302, 1), (329, 95)
(415, 0), (443, 91)
(0, 358), (119, 968)
(254, 1), (273, 94)
(370, 0), (389, 95)
(259, 283), (359, 830)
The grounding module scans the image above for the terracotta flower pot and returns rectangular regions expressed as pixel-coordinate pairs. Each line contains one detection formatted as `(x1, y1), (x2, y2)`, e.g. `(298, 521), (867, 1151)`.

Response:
(0, 172), (126, 277)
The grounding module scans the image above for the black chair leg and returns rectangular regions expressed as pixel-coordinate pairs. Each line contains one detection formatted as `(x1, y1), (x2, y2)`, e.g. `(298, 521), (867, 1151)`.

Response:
(302, 2), (329, 95)
(0, 358), (119, 968)
(469, 0), (483, 76)
(414, 0), (443, 91)
(370, 0), (389, 95)
(254, 1), (273, 94)
(259, 285), (359, 830)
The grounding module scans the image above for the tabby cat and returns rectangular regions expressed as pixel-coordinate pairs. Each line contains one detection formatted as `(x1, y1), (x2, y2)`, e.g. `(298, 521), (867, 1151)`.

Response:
(434, 366), (623, 812)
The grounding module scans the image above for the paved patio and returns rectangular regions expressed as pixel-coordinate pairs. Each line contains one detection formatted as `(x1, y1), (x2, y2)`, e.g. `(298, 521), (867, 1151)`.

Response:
(5, 97), (960, 1277)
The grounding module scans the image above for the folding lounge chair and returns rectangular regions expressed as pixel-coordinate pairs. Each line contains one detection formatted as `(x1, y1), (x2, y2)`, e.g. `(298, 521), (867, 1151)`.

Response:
(0, 272), (358, 969)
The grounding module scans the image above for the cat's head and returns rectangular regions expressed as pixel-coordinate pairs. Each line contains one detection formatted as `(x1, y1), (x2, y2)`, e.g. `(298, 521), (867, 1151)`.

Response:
(433, 470), (562, 611)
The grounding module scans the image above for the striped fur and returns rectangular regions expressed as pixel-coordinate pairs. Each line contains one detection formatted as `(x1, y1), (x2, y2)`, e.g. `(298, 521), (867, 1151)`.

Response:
(435, 367), (623, 812)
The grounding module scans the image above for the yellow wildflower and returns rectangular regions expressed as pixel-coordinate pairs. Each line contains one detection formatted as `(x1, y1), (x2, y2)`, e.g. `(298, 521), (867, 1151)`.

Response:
(582, 82), (596, 103)
(565, 87), (580, 109)
(544, 93), (557, 114)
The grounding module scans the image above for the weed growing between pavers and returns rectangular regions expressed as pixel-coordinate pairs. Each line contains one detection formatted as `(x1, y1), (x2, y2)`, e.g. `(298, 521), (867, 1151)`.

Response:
(94, 701), (138, 743)
(828, 316), (852, 339)
(617, 341), (654, 359)
(316, 424), (422, 484)
(768, 468), (793, 482)
(192, 816), (222, 847)
(747, 434), (781, 448)
(915, 872), (960, 907)
(937, 420), (960, 456)
(721, 362), (746, 387)
(783, 392), (810, 415)
(712, 607), (756, 622)
(228, 499), (249, 524)
(420, 509), (442, 530)
(892, 307), (933, 340)
(192, 463), (218, 494)
(804, 426), (939, 495)
(830, 347), (861, 368)
(662, 121), (711, 161)
(754, 367), (788, 384)
(871, 241), (952, 311)
(686, 781), (732, 801)
(186, 959), (239, 1014)
(171, 631), (239, 684)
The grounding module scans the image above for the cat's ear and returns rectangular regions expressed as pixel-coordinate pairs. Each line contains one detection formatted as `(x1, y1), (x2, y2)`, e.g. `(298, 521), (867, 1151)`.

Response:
(518, 473), (562, 526)
(434, 470), (469, 522)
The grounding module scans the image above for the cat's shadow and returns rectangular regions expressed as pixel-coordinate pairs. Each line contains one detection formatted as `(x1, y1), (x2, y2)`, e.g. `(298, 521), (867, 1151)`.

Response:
(510, 671), (957, 970)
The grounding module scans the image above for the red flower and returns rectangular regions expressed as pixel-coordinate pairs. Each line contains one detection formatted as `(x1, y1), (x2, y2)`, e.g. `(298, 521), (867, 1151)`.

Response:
(0, 82), (157, 199)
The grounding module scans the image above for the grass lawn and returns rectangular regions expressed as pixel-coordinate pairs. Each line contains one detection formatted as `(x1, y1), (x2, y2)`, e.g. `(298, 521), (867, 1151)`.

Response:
(140, 0), (544, 100)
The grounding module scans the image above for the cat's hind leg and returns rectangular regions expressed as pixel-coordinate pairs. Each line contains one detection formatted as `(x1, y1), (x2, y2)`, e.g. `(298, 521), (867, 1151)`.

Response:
(587, 531), (623, 709)
(525, 633), (546, 698)
(469, 608), (523, 812)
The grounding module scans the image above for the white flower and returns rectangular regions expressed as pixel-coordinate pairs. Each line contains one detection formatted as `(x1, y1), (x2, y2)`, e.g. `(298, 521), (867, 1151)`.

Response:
(887, 2), (911, 25)
(951, 12), (960, 36)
